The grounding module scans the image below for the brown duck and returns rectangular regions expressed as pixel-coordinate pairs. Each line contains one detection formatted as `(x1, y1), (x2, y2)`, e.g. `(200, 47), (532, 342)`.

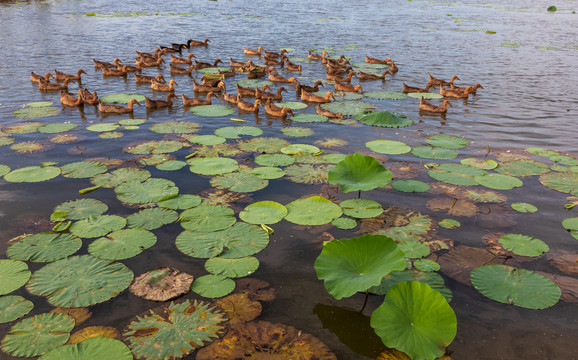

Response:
(135, 73), (165, 84)
(403, 83), (432, 94)
(450, 83), (484, 95)
(194, 59), (223, 70)
(284, 58), (302, 72)
(326, 71), (356, 83)
(316, 104), (343, 119)
(291, 79), (324, 93)
(171, 53), (196, 64)
(136, 57), (165, 68)
(99, 98), (140, 114)
(54, 69), (86, 82)
(358, 70), (392, 81)
(263, 49), (288, 59)
(81, 88), (99, 105)
(440, 85), (473, 98)
(308, 50), (327, 61)
(420, 97), (452, 113)
(237, 83), (270, 97)
(365, 55), (388, 64)
(39, 78), (73, 91)
(256, 86), (287, 101)
(267, 68), (295, 83)
(101, 67), (127, 77)
(385, 58), (398, 72)
(93, 58), (122, 69)
(237, 97), (262, 113)
(170, 63), (195, 75)
(429, 75), (460, 87)
(301, 90), (334, 103)
(334, 81), (363, 93)
(151, 79), (178, 92)
(187, 38), (210, 47)
(244, 46), (263, 56)
(264, 98), (294, 118)
(182, 92), (217, 106)
(60, 89), (84, 107)
(193, 80), (225, 93)
(30, 72), (53, 84)
(145, 93), (178, 109)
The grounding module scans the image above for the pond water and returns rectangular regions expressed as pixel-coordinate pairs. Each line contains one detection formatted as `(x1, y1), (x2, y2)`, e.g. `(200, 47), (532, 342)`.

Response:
(1, 0), (578, 359)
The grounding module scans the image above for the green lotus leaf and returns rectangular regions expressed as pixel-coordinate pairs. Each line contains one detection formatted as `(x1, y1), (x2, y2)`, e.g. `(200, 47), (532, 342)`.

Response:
(13, 106), (60, 119)
(149, 120), (201, 134)
(186, 134), (226, 145)
(91, 168), (151, 188)
(0, 138), (15, 146)
(158, 194), (202, 210)
(392, 180), (431, 193)
(190, 104), (235, 117)
(474, 173), (523, 190)
(211, 170), (269, 192)
(0, 260), (31, 295)
(99, 93), (145, 103)
(26, 101), (53, 107)
(239, 201), (288, 224)
(4, 165), (61, 183)
(397, 239), (431, 259)
(254, 154), (295, 167)
(26, 255), (134, 307)
(285, 196), (342, 225)
(284, 164), (331, 184)
(315, 234), (406, 300)
(369, 269), (451, 301)
(460, 158), (498, 170)
(215, 126), (263, 139)
(370, 281), (457, 360)
(86, 123), (120, 132)
(3, 121), (44, 134)
(364, 91), (408, 100)
(232, 79), (273, 87)
(280, 143), (320, 155)
(352, 62), (388, 70)
(54, 198), (108, 220)
(0, 164), (10, 177)
(191, 275), (236, 298)
(438, 218), (461, 229)
(114, 178), (179, 204)
(428, 163), (485, 186)
(413, 259), (441, 272)
(89, 228), (157, 260)
(355, 110), (414, 128)
(39, 337), (133, 360)
(281, 126), (315, 137)
(366, 139), (411, 155)
(322, 153), (348, 164)
(0, 312), (74, 357)
(562, 217), (578, 233)
(69, 215), (127, 238)
(124, 300), (227, 359)
(470, 265), (561, 309)
(60, 161), (108, 179)
(276, 101), (308, 110)
(321, 100), (376, 116)
(193, 143), (242, 157)
(238, 137), (290, 153)
(176, 222), (269, 259)
(331, 217), (357, 229)
(526, 147), (556, 156)
(180, 204), (236, 233)
(463, 189), (507, 203)
(328, 153), (392, 193)
(126, 207), (178, 230)
(408, 92), (443, 99)
(340, 198), (383, 219)
(197, 66), (232, 74)
(511, 202), (538, 213)
(539, 171), (578, 196)
(549, 155), (578, 166)
(331, 91), (365, 101)
(37, 122), (77, 134)
(205, 256), (259, 278)
(288, 57), (313, 63)
(118, 118), (146, 125)
(426, 134), (470, 149)
(125, 140), (183, 154)
(495, 159), (550, 177)
(0, 296), (33, 323)
(376, 213), (434, 242)
(290, 114), (329, 123)
(188, 157), (239, 175)
(411, 146), (458, 160)
(252, 166), (285, 179)
(498, 234), (549, 257)
(7, 232), (82, 262)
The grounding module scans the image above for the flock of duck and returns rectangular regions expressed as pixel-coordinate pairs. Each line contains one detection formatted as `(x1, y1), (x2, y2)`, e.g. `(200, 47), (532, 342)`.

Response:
(29, 38), (483, 118)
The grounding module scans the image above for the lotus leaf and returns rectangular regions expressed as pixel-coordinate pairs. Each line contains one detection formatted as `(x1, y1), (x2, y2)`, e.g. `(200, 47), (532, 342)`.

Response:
(190, 104), (235, 117)
(205, 256), (260, 278)
(86, 123), (120, 132)
(118, 118), (145, 125)
(186, 134), (226, 145)
(67, 326), (120, 344)
(0, 164), (10, 177)
(315, 138), (348, 148)
(191, 274), (236, 298)
(232, 79), (273, 87)
(290, 114), (329, 123)
(0, 295), (33, 323)
(0, 260), (31, 295)
(323, 153), (348, 164)
(211, 169), (269, 192)
(364, 91), (409, 100)
(281, 126), (315, 137)
(495, 159), (550, 177)
(331, 217), (357, 229)
(370, 281), (457, 360)
(13, 106), (60, 119)
(124, 300), (227, 359)
(399, 238), (431, 258)
(470, 265), (561, 309)
(26, 101), (53, 107)
(100, 93), (145, 103)
(369, 269), (451, 301)
(149, 120), (201, 134)
(37, 122), (77, 133)
(239, 201), (288, 224)
(284, 164), (331, 184)
(426, 134), (470, 149)
(158, 194), (202, 210)
(428, 163), (485, 186)
(50, 307), (91, 326)
(10, 140), (52, 153)
(124, 140), (183, 154)
(315, 234), (406, 300)
(376, 213), (434, 243)
(176, 222), (269, 258)
(129, 267), (194, 301)
(438, 218), (461, 229)
(461, 158), (498, 170)
(355, 110), (414, 128)
(189, 157), (239, 175)
(276, 101), (308, 110)
(474, 173), (523, 190)
(562, 217), (578, 240)
(180, 204), (236, 232)
(498, 234), (549, 257)
(328, 153), (392, 192)
(392, 180), (431, 193)
(4, 165), (61, 183)
(549, 154), (578, 166)
(88, 228), (157, 260)
(340, 198), (383, 219)
(115, 178), (179, 204)
(60, 161), (107, 179)
(69, 215), (126, 238)
(7, 232), (82, 262)
(511, 202), (537, 213)
(54, 198), (108, 220)
(352, 62), (388, 69)
(0, 312), (75, 357)
(126, 207), (178, 230)
(285, 196), (343, 225)
(3, 121), (44, 134)
(215, 293), (262, 326)
(414, 259), (441, 272)
(98, 131), (123, 138)
(197, 66), (231, 74)
(539, 171), (578, 196)
(194, 143), (242, 157)
(0, 138), (15, 146)
(39, 337), (132, 360)
(26, 255), (133, 307)
(254, 154), (295, 167)
(366, 139), (411, 155)
(238, 137), (289, 153)
(321, 100), (376, 116)
(252, 166), (285, 179)
(411, 146), (458, 160)
(91, 168), (151, 188)
(280, 143), (320, 155)
(408, 92), (444, 99)
(215, 126), (263, 138)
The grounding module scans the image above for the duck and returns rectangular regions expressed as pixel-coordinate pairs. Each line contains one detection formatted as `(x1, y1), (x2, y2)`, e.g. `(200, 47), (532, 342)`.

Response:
(60, 89), (84, 107)
(217, 68), (236, 78)
(244, 46), (263, 56)
(222, 88), (239, 104)
(256, 86), (287, 101)
(323, 55), (350, 67)
(365, 55), (388, 64)
(403, 83), (432, 94)
(93, 58), (122, 69)
(440, 85), (473, 98)
(135, 73), (166, 84)
(420, 97), (452, 113)
(230, 58), (249, 68)
(171, 53), (196, 64)
(194, 59), (223, 70)
(30, 72), (53, 84)
(119, 64), (142, 73)
(284, 58), (302, 72)
(264, 98), (294, 118)
(246, 61), (268, 72)
(326, 71), (356, 83)
(263, 49), (288, 59)
(450, 83), (484, 95)
(145, 93), (178, 109)
(358, 70), (392, 81)
(429, 74), (460, 87)
(316, 105), (343, 119)
(151, 79), (178, 92)
(201, 76), (225, 87)
(101, 67), (127, 77)
(136, 49), (163, 61)
(326, 64), (353, 76)
(39, 78), (73, 91)
(385, 58), (398, 72)
(99, 98), (140, 114)
(136, 57), (165, 68)
(237, 83), (270, 97)
(301, 90), (334, 103)
(81, 88), (99, 105)
(193, 80), (225, 93)
(308, 50), (327, 61)
(290, 79), (324, 93)
(264, 56), (286, 66)
(237, 97), (262, 112)
(187, 38), (210, 47)
(170, 63), (195, 75)
(159, 44), (187, 54)
(54, 69), (87, 82)
(267, 68), (295, 83)
(182, 92), (217, 106)
(248, 68), (267, 79)
(334, 81), (363, 93)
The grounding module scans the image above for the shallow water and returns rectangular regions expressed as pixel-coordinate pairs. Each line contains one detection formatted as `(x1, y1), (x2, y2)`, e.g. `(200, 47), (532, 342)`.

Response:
(1, 0), (578, 359)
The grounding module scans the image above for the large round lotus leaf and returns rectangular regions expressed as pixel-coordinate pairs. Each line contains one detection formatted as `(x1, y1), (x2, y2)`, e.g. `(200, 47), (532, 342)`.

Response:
(3, 121), (44, 134)
(118, 118), (145, 126)
(129, 267), (194, 301)
(187, 135), (226, 146)
(99, 93), (145, 104)
(539, 172), (578, 196)
(285, 196), (343, 225)
(88, 228), (157, 260)
(177, 222), (269, 259)
(550, 154), (578, 166)
(474, 173), (523, 190)
(392, 180), (430, 193)
(364, 91), (408, 100)
(366, 140), (411, 155)
(149, 120), (201, 134)
(355, 111), (414, 128)
(428, 163), (485, 186)
(26, 101), (53, 107)
(328, 153), (392, 193)
(495, 159), (550, 177)
(0, 260), (31, 295)
(61, 161), (108, 179)
(239, 201), (288, 224)
(0, 164), (10, 177)
(37, 122), (77, 134)
(340, 198), (383, 219)
(238, 137), (290, 153)
(232, 79), (273, 87)
(158, 194), (202, 210)
(411, 146), (458, 160)
(498, 234), (549, 257)
(4, 165), (61, 183)
(211, 170), (269, 192)
(205, 256), (259, 278)
(321, 100), (376, 116)
(470, 265), (561, 309)
(191, 274), (236, 298)
(126, 207), (178, 230)
(322, 153), (348, 164)
(215, 126), (263, 139)
(124, 300), (227, 359)
(408, 92), (443, 99)
(414, 259), (442, 273)
(54, 198), (108, 220)
(280, 143), (320, 155)
(352, 62), (388, 70)
(252, 166), (285, 179)
(190, 104), (235, 117)
(276, 101), (308, 110)
(315, 234), (406, 300)
(369, 269), (451, 302)
(7, 232), (82, 262)
(332, 217), (357, 229)
(438, 218), (461, 229)
(282, 127), (314, 137)
(125, 140), (183, 154)
(426, 134), (470, 149)
(0, 312), (74, 357)
(370, 281), (457, 360)
(91, 168), (151, 188)
(397, 239), (431, 259)
(284, 164), (331, 184)
(181, 204), (236, 233)
(115, 178), (179, 204)
(511, 202), (538, 213)
(26, 255), (133, 307)
(13, 106), (60, 119)
(86, 123), (120, 132)
(69, 215), (126, 238)
(461, 158), (498, 170)
(39, 337), (133, 360)
(290, 114), (329, 123)
(188, 157), (239, 175)
(0, 296), (33, 323)
(197, 67), (231, 74)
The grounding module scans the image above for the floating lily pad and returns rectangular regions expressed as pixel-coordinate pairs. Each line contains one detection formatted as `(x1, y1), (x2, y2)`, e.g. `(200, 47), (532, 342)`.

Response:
(158, 194), (202, 210)
(54, 198), (108, 220)
(26, 101), (53, 108)
(332, 217), (357, 229)
(280, 143), (320, 155)
(285, 196), (343, 226)
(61, 161), (108, 179)
(0, 260), (31, 295)
(239, 201), (287, 224)
(89, 228), (157, 260)
(0, 164), (10, 177)
(197, 66), (232, 74)
(369, 269), (451, 301)
(252, 166), (285, 179)
(119, 118), (145, 126)
(10, 141), (52, 153)
(125, 140), (183, 154)
(215, 293), (262, 327)
(50, 307), (91, 327)
(4, 165), (61, 183)
(126, 207), (178, 229)
(215, 126), (263, 139)
(99, 93), (145, 104)
(189, 157), (239, 175)
(398, 239), (431, 258)
(232, 79), (273, 88)
(461, 158), (498, 170)
(511, 202), (537, 213)
(321, 100), (375, 116)
(281, 126), (314, 137)
(474, 173), (523, 190)
(414, 259), (442, 272)
(366, 139), (411, 155)
(0, 138), (15, 146)
(407, 92), (444, 99)
(155, 160), (187, 171)
(190, 104), (235, 117)
(411, 146), (458, 160)
(539, 172), (578, 196)
(115, 178), (179, 204)
(0, 296), (33, 323)
(498, 234), (549, 257)
(439, 218), (461, 229)
(69, 215), (126, 238)
(290, 114), (329, 123)
(322, 153), (348, 164)
(549, 155), (578, 166)
(86, 123), (120, 132)
(13, 106), (60, 119)
(496, 159), (550, 177)
(37, 122), (77, 134)
(129, 268), (194, 301)
(428, 163), (485, 186)
(211, 169), (269, 192)
(562, 217), (578, 240)
(426, 134), (470, 149)
(315, 138), (348, 148)
(149, 120), (201, 134)
(181, 204), (236, 233)
(328, 153), (392, 192)
(186, 134), (227, 146)
(3, 121), (44, 134)
(238, 137), (290, 153)
(352, 62), (388, 70)
(277, 101), (308, 110)
(392, 180), (431, 193)
(284, 164), (331, 184)
(340, 198), (383, 219)
(67, 326), (120, 344)
(364, 91), (408, 100)
(99, 131), (123, 138)
(7, 232), (82, 262)
(191, 274), (236, 298)
(355, 110), (414, 128)
(205, 256), (259, 278)
(39, 337), (133, 360)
